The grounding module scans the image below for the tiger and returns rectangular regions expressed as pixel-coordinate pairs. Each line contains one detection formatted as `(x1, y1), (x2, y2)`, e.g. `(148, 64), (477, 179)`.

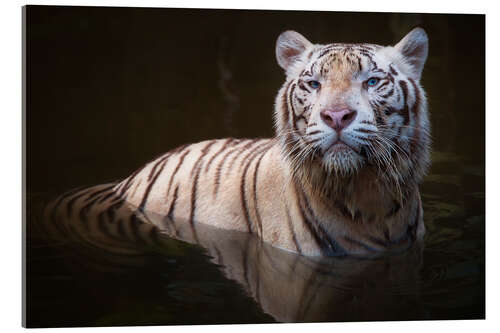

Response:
(46, 28), (431, 257)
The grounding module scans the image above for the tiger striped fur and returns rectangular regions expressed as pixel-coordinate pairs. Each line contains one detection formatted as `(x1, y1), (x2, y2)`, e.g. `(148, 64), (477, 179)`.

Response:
(52, 28), (431, 257)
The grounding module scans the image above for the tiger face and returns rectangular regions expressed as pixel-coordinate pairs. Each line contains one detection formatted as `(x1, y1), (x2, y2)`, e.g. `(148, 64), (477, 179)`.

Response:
(275, 29), (430, 192)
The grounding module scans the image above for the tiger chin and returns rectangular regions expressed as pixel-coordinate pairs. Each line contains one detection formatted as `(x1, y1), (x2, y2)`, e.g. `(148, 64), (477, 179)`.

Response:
(113, 28), (431, 257)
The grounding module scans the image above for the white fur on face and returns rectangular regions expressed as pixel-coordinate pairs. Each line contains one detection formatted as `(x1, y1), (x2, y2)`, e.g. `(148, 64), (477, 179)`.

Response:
(276, 32), (429, 180)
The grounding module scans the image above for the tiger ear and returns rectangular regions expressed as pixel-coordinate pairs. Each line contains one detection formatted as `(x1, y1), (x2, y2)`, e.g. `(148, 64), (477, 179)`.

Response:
(276, 30), (313, 71)
(394, 27), (429, 80)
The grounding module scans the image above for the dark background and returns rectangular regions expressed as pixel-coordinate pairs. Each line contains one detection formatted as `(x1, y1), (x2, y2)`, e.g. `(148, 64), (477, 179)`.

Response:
(26, 6), (484, 195)
(25, 6), (485, 327)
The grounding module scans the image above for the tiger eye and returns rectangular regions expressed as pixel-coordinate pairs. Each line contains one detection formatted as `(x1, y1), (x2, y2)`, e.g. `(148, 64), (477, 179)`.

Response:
(308, 80), (321, 89)
(366, 78), (379, 87)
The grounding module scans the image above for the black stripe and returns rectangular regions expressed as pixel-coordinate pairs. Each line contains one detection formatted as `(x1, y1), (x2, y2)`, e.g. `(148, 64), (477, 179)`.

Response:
(297, 80), (311, 93)
(79, 190), (111, 230)
(289, 83), (297, 114)
(149, 227), (163, 247)
(296, 183), (346, 256)
(359, 120), (375, 126)
(56, 185), (92, 203)
(252, 143), (273, 237)
(148, 153), (171, 181)
(167, 185), (179, 219)
(162, 214), (178, 236)
(106, 198), (125, 222)
(389, 65), (398, 76)
(318, 46), (334, 58)
(121, 144), (189, 195)
(83, 185), (115, 203)
(408, 78), (422, 154)
(372, 68), (386, 74)
(138, 157), (169, 212)
(66, 187), (99, 218)
(241, 237), (251, 290)
(226, 139), (259, 175)
(285, 207), (302, 254)
(49, 185), (90, 217)
(359, 51), (378, 69)
(49, 186), (91, 238)
(354, 127), (376, 134)
(213, 143), (245, 196)
(398, 80), (410, 125)
(281, 81), (293, 126)
(127, 179), (143, 198)
(190, 140), (217, 177)
(375, 80), (390, 92)
(357, 56), (363, 71)
(129, 214), (147, 245)
(189, 141), (217, 242)
(292, 183), (324, 254)
(204, 138), (234, 173)
(289, 83), (299, 130)
(381, 88), (394, 99)
(240, 141), (272, 233)
(384, 106), (398, 116)
(116, 218), (128, 239)
(408, 78), (421, 116)
(368, 203), (420, 250)
(166, 148), (191, 197)
(119, 164), (147, 196)
(97, 191), (116, 204)
(97, 211), (121, 241)
(307, 130), (321, 136)
(239, 140), (271, 170)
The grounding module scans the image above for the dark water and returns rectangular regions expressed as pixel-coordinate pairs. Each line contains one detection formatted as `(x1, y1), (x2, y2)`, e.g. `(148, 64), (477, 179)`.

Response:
(24, 6), (485, 327)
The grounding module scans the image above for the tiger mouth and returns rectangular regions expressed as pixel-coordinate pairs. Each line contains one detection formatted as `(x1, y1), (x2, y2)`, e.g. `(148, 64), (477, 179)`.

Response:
(326, 141), (360, 154)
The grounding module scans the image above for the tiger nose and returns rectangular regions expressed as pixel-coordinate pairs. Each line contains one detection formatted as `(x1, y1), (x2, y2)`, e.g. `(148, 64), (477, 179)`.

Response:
(320, 108), (357, 132)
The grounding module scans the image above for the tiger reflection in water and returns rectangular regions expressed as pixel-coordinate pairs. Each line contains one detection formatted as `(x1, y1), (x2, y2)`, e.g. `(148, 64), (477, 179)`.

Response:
(41, 184), (424, 322)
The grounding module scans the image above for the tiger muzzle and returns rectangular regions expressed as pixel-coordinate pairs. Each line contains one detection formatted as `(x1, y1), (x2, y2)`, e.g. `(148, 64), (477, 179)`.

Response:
(320, 107), (357, 132)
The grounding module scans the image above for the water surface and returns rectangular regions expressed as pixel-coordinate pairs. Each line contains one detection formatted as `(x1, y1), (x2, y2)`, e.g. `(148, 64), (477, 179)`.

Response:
(25, 6), (484, 327)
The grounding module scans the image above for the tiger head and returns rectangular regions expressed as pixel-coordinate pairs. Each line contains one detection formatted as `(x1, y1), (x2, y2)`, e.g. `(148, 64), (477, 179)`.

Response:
(274, 28), (431, 197)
